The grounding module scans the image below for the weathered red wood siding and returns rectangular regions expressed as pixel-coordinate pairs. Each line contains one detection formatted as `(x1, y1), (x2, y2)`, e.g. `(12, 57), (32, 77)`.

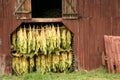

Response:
(78, 0), (120, 70)
(0, 0), (120, 74)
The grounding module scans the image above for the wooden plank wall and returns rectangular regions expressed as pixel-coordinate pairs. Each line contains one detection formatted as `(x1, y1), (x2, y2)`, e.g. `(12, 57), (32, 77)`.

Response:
(0, 0), (20, 74)
(78, 0), (120, 70)
(0, 0), (120, 74)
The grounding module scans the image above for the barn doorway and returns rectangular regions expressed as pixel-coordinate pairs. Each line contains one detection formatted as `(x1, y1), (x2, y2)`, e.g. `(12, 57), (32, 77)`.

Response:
(32, 0), (62, 18)
(10, 22), (74, 75)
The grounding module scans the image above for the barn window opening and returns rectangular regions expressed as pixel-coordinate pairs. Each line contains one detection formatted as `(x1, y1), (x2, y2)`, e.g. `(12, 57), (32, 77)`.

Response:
(32, 0), (62, 18)
(15, 0), (78, 19)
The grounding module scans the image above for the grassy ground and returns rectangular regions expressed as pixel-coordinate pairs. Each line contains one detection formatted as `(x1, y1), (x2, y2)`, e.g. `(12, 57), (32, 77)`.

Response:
(0, 68), (120, 80)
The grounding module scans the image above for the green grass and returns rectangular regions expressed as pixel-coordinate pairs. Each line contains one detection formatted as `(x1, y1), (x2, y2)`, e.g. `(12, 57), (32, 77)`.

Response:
(0, 68), (120, 80)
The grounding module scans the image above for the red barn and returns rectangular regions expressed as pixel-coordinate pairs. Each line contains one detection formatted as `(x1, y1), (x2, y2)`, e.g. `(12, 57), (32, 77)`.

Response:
(0, 0), (120, 75)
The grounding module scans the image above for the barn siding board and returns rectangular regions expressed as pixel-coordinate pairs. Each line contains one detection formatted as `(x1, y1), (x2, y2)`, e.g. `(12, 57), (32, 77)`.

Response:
(116, 18), (120, 35)
(83, 0), (89, 17)
(89, 18), (97, 70)
(0, 0), (4, 18)
(2, 20), (10, 54)
(5, 54), (11, 75)
(78, 0), (84, 17)
(93, 18), (98, 69)
(89, 0), (95, 17)
(79, 18), (85, 69)
(115, 18), (120, 35)
(85, 18), (91, 70)
(83, 18), (90, 70)
(111, 0), (118, 17)
(93, 18), (99, 69)
(0, 54), (6, 75)
(0, 19), (3, 53)
(79, 19), (85, 69)
(111, 18), (117, 35)
(2, 0), (10, 18)
(93, 0), (101, 17)
(100, 0), (112, 17)
(118, 0), (120, 17)
(105, 17), (112, 35)
(95, 18), (104, 68)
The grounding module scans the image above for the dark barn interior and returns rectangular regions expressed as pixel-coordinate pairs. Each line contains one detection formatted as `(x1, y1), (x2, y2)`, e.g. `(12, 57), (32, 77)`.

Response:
(32, 0), (62, 18)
